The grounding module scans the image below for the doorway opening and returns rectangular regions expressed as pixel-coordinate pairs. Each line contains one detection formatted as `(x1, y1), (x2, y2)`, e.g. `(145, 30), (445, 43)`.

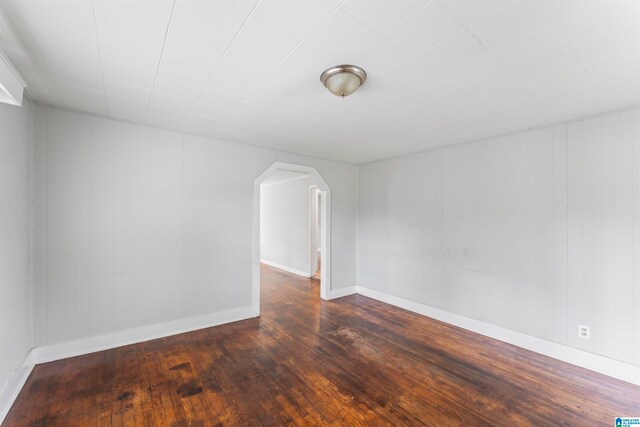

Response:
(252, 162), (331, 316)
(310, 186), (322, 282)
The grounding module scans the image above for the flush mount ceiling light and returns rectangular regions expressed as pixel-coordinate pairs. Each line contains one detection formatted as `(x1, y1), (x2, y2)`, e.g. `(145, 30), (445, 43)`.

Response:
(320, 64), (367, 98)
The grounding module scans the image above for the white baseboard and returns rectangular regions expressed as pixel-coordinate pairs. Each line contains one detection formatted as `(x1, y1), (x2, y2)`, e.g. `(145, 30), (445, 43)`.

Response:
(329, 286), (357, 300)
(1, 306), (253, 424)
(5, 287), (639, 424)
(260, 259), (310, 278)
(0, 362), (34, 424)
(356, 286), (640, 386)
(25, 305), (254, 365)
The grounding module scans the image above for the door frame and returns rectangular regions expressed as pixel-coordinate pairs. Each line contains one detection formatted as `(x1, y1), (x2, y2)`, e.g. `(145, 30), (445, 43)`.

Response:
(309, 186), (321, 281)
(252, 162), (331, 316)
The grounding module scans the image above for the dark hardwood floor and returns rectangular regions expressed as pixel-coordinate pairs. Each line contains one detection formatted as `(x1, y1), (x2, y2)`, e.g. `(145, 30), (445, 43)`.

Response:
(4, 264), (640, 426)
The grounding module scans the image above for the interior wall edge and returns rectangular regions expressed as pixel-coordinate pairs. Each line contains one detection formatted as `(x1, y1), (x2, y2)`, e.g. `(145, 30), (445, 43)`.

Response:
(328, 286), (357, 300)
(0, 362), (33, 425)
(30, 101), (359, 167)
(0, 94), (34, 424)
(357, 103), (640, 167)
(259, 259), (310, 278)
(24, 305), (254, 366)
(356, 286), (640, 387)
(0, 304), (253, 423)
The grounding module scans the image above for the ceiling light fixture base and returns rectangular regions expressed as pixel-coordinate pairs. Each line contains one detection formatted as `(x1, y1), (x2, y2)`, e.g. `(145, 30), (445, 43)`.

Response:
(320, 64), (367, 98)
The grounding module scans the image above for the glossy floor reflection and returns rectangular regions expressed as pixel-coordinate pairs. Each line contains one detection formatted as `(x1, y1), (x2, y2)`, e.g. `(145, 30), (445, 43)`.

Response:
(4, 264), (640, 426)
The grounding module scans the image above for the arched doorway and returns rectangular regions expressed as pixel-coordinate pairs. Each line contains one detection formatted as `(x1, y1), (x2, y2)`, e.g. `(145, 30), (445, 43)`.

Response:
(251, 162), (331, 316)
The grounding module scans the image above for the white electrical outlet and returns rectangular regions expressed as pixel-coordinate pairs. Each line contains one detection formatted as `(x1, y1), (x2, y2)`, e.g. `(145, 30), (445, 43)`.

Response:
(578, 324), (591, 339)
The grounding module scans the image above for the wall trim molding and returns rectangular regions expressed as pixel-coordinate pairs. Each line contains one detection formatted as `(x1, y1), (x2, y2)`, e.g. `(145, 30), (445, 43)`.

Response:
(25, 306), (254, 366)
(356, 286), (640, 386)
(5, 286), (639, 423)
(260, 259), (310, 278)
(0, 362), (34, 424)
(329, 286), (357, 300)
(0, 306), (254, 423)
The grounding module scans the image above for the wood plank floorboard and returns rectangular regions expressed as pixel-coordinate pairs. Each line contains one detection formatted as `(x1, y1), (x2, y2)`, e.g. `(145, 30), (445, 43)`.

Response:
(4, 264), (640, 426)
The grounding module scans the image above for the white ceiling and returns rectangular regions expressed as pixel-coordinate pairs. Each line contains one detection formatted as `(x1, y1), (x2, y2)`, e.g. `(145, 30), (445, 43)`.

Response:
(0, 0), (638, 164)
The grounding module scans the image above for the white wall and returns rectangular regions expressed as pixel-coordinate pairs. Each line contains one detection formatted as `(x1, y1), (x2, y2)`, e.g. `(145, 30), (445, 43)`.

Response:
(33, 106), (358, 346)
(358, 107), (640, 367)
(0, 98), (32, 394)
(34, 101), (640, 370)
(260, 176), (317, 276)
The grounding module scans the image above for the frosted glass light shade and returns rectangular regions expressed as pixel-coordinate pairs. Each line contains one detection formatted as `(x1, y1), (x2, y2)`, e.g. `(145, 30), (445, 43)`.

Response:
(320, 65), (366, 97)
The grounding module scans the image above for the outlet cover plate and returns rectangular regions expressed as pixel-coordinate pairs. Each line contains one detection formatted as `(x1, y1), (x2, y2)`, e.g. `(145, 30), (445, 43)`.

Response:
(578, 324), (591, 339)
